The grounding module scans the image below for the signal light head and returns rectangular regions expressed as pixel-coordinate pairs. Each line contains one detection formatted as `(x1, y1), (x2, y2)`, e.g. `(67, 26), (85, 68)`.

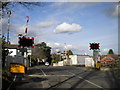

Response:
(89, 43), (100, 50)
(32, 37), (34, 40)
(18, 36), (34, 48)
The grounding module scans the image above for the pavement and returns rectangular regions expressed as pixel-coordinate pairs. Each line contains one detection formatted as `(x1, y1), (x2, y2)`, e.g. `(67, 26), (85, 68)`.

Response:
(9, 65), (120, 89)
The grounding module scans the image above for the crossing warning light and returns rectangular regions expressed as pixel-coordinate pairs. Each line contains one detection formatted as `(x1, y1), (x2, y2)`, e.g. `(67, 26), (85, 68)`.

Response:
(89, 43), (100, 50)
(18, 36), (34, 47)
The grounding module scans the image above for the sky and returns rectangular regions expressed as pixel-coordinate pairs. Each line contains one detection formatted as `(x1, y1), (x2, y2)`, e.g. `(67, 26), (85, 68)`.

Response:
(2, 2), (119, 55)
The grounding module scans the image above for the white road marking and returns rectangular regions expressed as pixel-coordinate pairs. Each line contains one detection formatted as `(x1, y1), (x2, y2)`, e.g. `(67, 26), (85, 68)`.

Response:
(68, 71), (105, 89)
(28, 74), (73, 77)
(7, 75), (17, 90)
(40, 69), (47, 76)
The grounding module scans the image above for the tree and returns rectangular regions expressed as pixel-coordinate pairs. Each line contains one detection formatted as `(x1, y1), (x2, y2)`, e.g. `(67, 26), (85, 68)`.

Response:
(67, 50), (73, 55)
(108, 49), (114, 54)
(51, 54), (62, 61)
(1, 2), (44, 10)
(32, 42), (52, 65)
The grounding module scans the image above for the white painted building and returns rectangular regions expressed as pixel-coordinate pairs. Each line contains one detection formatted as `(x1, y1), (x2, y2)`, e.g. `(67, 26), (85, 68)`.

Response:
(85, 57), (95, 67)
(69, 55), (90, 66)
(5, 44), (32, 68)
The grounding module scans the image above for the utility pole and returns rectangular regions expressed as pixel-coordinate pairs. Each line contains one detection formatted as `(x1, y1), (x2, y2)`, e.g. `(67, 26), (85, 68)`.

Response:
(7, 10), (11, 44)
(64, 43), (67, 59)
(89, 43), (100, 69)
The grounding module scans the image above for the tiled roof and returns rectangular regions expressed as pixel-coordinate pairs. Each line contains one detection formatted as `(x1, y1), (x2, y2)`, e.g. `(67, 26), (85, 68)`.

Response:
(107, 54), (118, 59)
(100, 54), (118, 60)
(5, 44), (19, 49)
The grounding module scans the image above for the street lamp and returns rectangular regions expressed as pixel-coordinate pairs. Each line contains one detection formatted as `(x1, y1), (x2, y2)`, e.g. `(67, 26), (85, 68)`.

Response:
(7, 10), (11, 44)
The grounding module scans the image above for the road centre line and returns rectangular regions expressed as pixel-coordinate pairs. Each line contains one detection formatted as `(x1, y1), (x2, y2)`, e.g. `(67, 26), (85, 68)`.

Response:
(68, 71), (105, 89)
(28, 74), (73, 77)
(40, 68), (47, 76)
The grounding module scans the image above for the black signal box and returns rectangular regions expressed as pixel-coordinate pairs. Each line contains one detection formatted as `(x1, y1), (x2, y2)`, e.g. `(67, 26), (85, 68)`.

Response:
(18, 36), (34, 47)
(89, 43), (100, 50)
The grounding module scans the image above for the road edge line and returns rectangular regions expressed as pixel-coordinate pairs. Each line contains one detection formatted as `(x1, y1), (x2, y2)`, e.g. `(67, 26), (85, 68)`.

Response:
(68, 71), (105, 89)
(40, 69), (47, 76)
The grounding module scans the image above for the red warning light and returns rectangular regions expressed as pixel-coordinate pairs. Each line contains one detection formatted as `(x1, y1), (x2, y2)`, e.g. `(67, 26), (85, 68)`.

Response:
(32, 37), (34, 40)
(27, 37), (30, 39)
(32, 45), (34, 48)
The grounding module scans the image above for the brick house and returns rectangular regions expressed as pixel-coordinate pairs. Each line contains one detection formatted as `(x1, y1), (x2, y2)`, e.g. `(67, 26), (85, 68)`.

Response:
(100, 54), (118, 66)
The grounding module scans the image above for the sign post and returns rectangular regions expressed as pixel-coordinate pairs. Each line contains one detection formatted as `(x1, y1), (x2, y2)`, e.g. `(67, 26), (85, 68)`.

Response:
(89, 43), (100, 69)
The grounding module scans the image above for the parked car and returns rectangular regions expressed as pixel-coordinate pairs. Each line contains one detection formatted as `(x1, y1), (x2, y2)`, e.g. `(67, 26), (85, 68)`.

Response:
(45, 62), (49, 66)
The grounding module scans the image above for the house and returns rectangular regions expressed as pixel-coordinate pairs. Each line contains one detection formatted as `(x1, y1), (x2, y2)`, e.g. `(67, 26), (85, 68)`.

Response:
(100, 54), (118, 66)
(69, 55), (90, 66)
(5, 44), (31, 67)
(6, 44), (19, 56)
(85, 57), (95, 67)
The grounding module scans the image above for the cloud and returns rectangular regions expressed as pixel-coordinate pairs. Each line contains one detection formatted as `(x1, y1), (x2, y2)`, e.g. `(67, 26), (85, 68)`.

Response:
(50, 2), (99, 9)
(4, 20), (56, 44)
(104, 4), (120, 17)
(53, 22), (82, 34)
(103, 48), (109, 52)
(36, 21), (56, 28)
(50, 2), (65, 7)
(46, 41), (84, 54)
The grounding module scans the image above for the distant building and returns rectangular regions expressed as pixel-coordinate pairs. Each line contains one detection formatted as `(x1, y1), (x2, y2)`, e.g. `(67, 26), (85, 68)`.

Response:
(5, 44), (31, 67)
(100, 54), (118, 66)
(69, 55), (90, 66)
(6, 44), (20, 56)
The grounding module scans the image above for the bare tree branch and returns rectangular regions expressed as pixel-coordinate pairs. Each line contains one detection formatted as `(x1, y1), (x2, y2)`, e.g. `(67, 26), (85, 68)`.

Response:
(2, 2), (45, 10)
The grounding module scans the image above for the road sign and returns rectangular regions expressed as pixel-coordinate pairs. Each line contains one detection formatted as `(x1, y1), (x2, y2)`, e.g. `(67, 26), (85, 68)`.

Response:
(10, 63), (25, 74)
(18, 36), (34, 47)
(89, 43), (100, 50)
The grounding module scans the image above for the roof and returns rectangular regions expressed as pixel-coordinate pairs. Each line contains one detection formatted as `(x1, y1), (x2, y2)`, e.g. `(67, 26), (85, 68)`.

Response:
(107, 54), (119, 60)
(5, 44), (19, 49)
(100, 54), (119, 60)
(100, 54), (119, 62)
(69, 54), (90, 57)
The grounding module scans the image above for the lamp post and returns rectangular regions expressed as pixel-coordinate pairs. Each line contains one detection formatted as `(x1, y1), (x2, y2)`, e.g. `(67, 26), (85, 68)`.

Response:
(7, 10), (11, 44)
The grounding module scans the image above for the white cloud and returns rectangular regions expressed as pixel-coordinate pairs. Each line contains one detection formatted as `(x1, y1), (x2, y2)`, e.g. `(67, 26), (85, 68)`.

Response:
(105, 4), (120, 17)
(4, 20), (56, 44)
(54, 43), (60, 46)
(53, 22), (82, 34)
(101, 48), (110, 55)
(103, 48), (109, 52)
(46, 41), (84, 54)
(50, 2), (65, 7)
(36, 21), (56, 28)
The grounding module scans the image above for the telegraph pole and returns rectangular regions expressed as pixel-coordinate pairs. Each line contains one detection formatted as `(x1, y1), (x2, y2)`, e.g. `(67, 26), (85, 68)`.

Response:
(89, 43), (100, 69)
(7, 10), (11, 44)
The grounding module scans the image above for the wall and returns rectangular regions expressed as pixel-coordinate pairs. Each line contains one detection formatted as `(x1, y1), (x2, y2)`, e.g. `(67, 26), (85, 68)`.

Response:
(8, 49), (17, 56)
(69, 55), (90, 65)
(69, 55), (77, 65)
(85, 57), (95, 67)
(77, 55), (90, 65)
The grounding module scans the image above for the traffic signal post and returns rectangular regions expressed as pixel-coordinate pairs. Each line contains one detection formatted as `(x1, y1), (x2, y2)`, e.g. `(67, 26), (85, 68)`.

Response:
(89, 43), (101, 69)
(18, 36), (34, 71)
(18, 16), (34, 72)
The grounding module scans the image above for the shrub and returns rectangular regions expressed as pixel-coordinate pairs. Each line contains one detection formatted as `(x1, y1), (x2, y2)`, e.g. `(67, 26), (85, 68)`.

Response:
(51, 60), (60, 64)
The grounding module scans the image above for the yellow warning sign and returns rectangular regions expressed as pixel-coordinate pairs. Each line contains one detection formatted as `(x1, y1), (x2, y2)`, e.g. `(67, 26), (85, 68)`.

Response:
(10, 63), (25, 74)
(96, 62), (101, 69)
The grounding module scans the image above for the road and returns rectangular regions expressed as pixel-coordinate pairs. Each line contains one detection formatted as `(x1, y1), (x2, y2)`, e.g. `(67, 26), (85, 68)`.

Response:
(10, 65), (120, 89)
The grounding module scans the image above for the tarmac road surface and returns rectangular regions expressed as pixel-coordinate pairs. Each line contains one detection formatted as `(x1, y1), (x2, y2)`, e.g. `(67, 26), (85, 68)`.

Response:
(9, 65), (120, 89)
